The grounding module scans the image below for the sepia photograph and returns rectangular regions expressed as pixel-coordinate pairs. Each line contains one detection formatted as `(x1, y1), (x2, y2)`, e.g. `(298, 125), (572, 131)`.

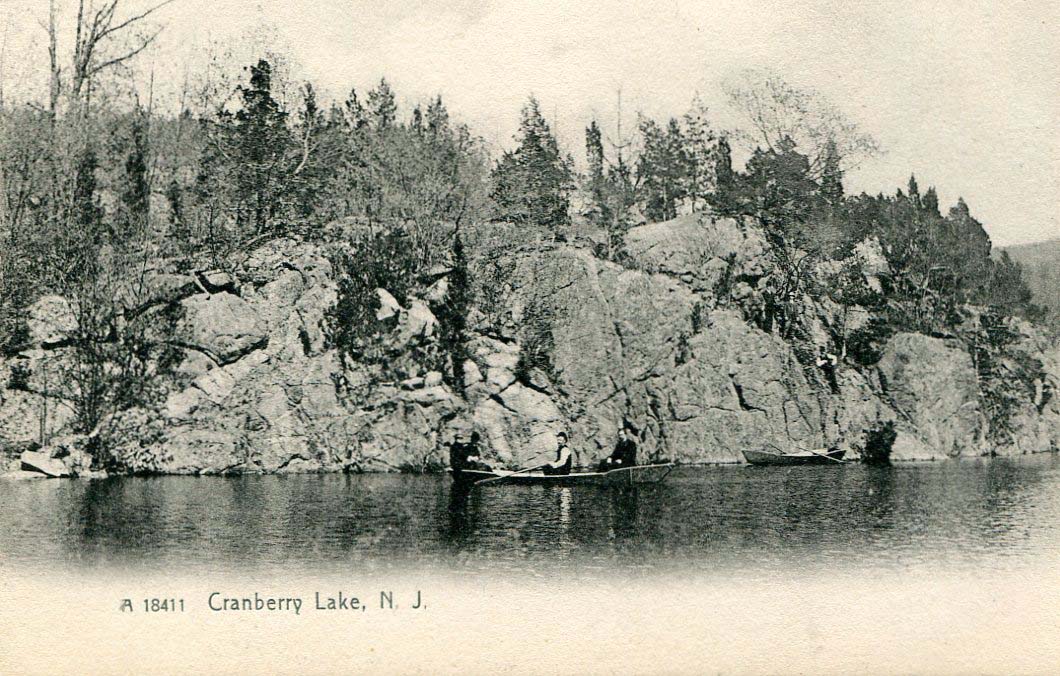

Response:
(0, 0), (1058, 673)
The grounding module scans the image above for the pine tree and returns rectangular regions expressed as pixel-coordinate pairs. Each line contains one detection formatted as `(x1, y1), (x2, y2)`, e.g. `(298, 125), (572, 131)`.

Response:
(344, 88), (368, 131)
(636, 117), (688, 221)
(710, 136), (739, 216)
(490, 96), (573, 229)
(426, 96), (450, 137)
(922, 186), (940, 216)
(682, 97), (716, 211)
(367, 78), (397, 131)
(907, 174), (920, 209)
(439, 233), (471, 391)
(222, 59), (293, 233)
(584, 120), (608, 224)
(819, 140), (844, 205)
(73, 145), (104, 244)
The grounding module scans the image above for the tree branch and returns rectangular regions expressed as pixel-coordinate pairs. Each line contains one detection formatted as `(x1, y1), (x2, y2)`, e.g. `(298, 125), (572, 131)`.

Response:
(96, 0), (177, 42)
(87, 28), (161, 78)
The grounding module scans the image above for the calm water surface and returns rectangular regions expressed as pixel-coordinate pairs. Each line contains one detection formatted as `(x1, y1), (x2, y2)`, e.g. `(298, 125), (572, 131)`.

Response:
(2, 456), (1059, 579)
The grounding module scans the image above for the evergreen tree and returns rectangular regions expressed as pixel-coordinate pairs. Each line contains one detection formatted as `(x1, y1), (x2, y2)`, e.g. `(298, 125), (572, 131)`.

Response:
(922, 186), (940, 216)
(490, 96), (573, 228)
(681, 97), (716, 211)
(710, 136), (739, 216)
(637, 117), (688, 221)
(120, 110), (151, 239)
(819, 140), (844, 205)
(426, 96), (450, 137)
(367, 78), (397, 131)
(217, 59), (293, 233)
(438, 233), (471, 391)
(584, 119), (608, 224)
(73, 145), (104, 244)
(410, 105), (424, 133)
(738, 136), (820, 238)
(344, 88), (368, 131)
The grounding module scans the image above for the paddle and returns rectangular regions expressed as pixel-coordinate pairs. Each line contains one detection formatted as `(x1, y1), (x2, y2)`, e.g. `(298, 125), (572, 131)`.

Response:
(767, 442), (846, 464)
(474, 457), (550, 485)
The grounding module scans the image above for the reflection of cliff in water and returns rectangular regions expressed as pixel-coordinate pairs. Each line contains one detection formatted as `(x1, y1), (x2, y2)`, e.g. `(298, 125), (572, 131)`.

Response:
(0, 456), (1056, 575)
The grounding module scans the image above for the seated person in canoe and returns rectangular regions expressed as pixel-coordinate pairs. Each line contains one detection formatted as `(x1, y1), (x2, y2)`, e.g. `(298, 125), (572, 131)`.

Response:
(449, 431), (491, 472)
(542, 431), (573, 476)
(597, 422), (638, 472)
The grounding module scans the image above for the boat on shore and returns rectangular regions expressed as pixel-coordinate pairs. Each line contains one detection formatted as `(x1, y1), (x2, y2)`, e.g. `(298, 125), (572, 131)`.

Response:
(451, 463), (675, 487)
(741, 448), (846, 466)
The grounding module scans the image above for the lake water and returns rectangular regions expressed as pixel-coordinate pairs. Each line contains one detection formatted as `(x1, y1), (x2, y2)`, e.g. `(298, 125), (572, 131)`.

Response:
(2, 456), (1060, 579)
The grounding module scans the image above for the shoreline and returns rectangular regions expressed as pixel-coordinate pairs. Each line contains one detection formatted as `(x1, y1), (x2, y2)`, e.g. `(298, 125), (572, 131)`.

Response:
(4, 448), (1057, 481)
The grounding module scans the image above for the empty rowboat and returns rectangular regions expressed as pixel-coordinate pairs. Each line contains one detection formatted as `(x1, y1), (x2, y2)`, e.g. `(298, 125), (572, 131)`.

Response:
(741, 448), (846, 466)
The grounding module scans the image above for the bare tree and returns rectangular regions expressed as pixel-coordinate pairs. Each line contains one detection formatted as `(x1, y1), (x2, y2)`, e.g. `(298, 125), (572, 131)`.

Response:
(45, 0), (176, 117)
(723, 68), (880, 176)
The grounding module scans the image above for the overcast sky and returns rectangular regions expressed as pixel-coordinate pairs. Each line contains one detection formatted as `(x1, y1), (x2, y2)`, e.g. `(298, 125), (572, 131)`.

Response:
(3, 0), (1058, 246)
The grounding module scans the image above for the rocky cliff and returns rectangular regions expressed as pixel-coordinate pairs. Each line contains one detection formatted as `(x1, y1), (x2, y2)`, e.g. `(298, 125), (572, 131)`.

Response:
(3, 214), (1059, 476)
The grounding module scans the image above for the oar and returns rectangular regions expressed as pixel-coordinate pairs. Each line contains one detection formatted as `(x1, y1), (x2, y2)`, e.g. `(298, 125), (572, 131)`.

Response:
(475, 457), (549, 486)
(767, 442), (846, 464)
(792, 445), (847, 466)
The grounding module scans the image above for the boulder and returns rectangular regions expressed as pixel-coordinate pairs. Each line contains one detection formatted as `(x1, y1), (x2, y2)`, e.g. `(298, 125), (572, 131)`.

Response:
(854, 237), (890, 294)
(179, 293), (267, 364)
(423, 371), (444, 387)
(142, 273), (202, 308)
(27, 295), (77, 346)
(20, 450), (72, 477)
(162, 428), (244, 475)
(624, 214), (771, 293)
(197, 270), (238, 294)
(877, 333), (984, 459)
(376, 289), (401, 320)
(462, 359), (484, 386)
(400, 299), (437, 341)
(648, 311), (824, 463)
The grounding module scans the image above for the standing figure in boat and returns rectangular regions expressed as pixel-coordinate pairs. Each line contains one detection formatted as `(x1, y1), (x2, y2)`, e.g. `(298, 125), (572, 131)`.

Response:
(542, 431), (573, 476)
(598, 423), (638, 472)
(450, 431), (491, 472)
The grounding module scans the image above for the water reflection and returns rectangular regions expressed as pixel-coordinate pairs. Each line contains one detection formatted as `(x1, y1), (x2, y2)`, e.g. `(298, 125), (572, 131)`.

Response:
(1, 455), (1058, 577)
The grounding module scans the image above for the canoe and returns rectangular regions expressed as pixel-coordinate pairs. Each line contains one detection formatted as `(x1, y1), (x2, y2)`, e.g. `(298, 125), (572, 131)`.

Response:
(452, 463), (675, 487)
(741, 448), (846, 466)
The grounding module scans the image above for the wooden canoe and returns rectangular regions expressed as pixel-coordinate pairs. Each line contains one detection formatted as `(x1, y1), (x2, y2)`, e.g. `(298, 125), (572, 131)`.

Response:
(452, 464), (675, 487)
(741, 448), (846, 466)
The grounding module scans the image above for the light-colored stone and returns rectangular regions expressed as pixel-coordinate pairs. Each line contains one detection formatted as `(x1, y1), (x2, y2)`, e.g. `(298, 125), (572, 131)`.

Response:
(877, 333), (984, 459)
(423, 371), (444, 387)
(179, 293), (267, 364)
(20, 450), (71, 477)
(198, 270), (238, 294)
(27, 296), (77, 346)
(401, 299), (437, 341)
(624, 214), (771, 294)
(376, 289), (401, 320)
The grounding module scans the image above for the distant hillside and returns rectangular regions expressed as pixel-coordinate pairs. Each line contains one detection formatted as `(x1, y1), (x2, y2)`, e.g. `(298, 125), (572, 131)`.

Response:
(1002, 238), (1060, 318)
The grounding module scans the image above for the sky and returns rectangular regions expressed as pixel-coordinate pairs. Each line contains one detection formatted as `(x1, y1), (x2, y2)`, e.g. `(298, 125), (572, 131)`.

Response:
(2, 0), (1058, 246)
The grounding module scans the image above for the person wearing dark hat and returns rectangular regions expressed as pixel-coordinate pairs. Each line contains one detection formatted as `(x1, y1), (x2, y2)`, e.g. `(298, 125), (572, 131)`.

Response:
(598, 423), (638, 472)
(450, 431), (490, 472)
(542, 431), (573, 475)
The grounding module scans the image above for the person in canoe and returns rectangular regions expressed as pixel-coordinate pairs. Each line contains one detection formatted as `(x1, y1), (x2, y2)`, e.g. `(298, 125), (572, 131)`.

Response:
(449, 431), (491, 472)
(542, 431), (573, 476)
(598, 422), (638, 472)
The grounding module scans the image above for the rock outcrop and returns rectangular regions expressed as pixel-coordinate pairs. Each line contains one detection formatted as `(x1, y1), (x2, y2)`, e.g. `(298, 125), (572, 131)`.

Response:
(4, 215), (1059, 477)
(877, 333), (985, 460)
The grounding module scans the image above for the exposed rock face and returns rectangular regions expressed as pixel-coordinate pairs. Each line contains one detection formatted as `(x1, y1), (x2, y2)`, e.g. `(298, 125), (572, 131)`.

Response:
(877, 333), (984, 460)
(179, 294), (268, 365)
(5, 217), (1060, 477)
(27, 296), (77, 346)
(623, 214), (771, 294)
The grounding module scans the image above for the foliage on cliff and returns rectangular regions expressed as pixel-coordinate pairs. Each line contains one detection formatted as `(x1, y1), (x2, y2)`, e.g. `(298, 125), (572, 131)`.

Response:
(1, 28), (1053, 466)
